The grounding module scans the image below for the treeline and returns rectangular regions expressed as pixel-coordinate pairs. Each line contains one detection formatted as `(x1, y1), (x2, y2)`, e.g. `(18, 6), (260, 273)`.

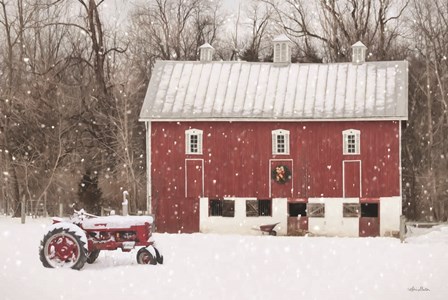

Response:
(0, 0), (447, 221)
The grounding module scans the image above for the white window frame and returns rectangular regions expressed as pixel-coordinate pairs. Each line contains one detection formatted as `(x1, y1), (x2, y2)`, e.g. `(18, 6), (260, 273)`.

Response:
(343, 129), (360, 155)
(185, 129), (203, 154)
(272, 129), (290, 155)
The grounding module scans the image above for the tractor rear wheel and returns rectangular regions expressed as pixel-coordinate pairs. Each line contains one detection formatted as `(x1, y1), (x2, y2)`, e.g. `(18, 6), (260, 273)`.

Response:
(39, 227), (87, 270)
(136, 248), (157, 265)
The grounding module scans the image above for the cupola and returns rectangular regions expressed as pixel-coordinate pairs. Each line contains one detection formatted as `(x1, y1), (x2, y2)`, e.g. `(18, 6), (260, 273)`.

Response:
(199, 43), (214, 62)
(352, 41), (367, 64)
(272, 34), (292, 64)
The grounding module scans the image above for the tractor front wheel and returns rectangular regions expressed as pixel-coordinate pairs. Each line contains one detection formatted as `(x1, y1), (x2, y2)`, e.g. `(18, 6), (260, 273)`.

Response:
(136, 248), (157, 265)
(39, 227), (87, 270)
(87, 250), (101, 264)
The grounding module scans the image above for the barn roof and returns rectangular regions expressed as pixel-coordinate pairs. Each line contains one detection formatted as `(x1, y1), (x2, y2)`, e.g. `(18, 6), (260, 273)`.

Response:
(140, 60), (408, 121)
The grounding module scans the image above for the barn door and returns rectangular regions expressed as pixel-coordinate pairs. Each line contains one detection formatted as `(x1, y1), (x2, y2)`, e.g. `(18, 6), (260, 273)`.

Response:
(177, 159), (202, 233)
(287, 199), (308, 235)
(343, 160), (361, 198)
(359, 202), (380, 237)
(185, 159), (203, 198)
(158, 198), (200, 233)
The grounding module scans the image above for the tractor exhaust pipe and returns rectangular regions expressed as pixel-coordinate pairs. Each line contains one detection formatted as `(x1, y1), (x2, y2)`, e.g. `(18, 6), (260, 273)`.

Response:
(122, 191), (129, 216)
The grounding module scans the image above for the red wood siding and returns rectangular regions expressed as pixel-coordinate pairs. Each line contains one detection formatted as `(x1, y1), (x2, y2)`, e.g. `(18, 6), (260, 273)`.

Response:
(150, 121), (400, 231)
(154, 198), (199, 233)
(359, 217), (380, 237)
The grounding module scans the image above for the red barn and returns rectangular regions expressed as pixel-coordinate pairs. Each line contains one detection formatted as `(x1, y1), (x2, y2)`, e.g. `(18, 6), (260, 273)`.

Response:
(140, 36), (408, 237)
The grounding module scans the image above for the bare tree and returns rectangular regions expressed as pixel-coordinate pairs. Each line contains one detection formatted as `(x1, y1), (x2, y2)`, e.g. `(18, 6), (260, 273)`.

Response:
(0, 0), (138, 215)
(260, 0), (409, 62)
(131, 0), (224, 61)
(404, 0), (448, 221)
(239, 1), (273, 62)
(0, 0), (39, 216)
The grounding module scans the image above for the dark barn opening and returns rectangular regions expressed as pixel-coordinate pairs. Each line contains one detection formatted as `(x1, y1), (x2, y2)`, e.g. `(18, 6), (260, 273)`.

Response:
(361, 203), (378, 217)
(289, 203), (307, 217)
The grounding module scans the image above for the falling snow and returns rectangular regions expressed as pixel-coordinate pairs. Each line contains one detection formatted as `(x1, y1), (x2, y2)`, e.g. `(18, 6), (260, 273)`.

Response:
(1, 217), (447, 299)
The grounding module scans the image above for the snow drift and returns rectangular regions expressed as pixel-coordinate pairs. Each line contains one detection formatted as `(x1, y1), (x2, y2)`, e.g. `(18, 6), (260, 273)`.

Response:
(0, 217), (447, 300)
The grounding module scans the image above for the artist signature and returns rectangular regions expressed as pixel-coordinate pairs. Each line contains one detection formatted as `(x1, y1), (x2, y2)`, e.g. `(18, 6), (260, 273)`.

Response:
(408, 286), (430, 292)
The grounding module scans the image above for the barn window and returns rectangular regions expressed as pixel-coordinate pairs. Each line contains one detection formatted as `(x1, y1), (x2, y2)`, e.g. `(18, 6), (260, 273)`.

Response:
(274, 43), (280, 62)
(307, 203), (325, 217)
(281, 43), (287, 61)
(353, 47), (363, 63)
(209, 199), (235, 217)
(209, 199), (223, 216)
(246, 199), (272, 217)
(272, 129), (290, 155)
(343, 129), (360, 155)
(185, 129), (203, 154)
(343, 203), (360, 218)
(222, 199), (235, 217)
(246, 200), (258, 217)
(258, 199), (272, 216)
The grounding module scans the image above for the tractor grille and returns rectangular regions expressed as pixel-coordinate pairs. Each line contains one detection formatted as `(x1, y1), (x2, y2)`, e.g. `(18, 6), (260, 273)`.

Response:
(146, 222), (152, 241)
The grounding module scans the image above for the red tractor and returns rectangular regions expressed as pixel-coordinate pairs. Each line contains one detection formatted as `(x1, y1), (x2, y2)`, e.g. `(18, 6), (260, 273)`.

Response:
(39, 210), (163, 270)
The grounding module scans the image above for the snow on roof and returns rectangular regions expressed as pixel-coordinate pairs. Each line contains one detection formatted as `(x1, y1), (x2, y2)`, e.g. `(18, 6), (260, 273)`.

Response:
(140, 60), (408, 121)
(82, 215), (154, 230)
(199, 42), (213, 49)
(352, 41), (367, 48)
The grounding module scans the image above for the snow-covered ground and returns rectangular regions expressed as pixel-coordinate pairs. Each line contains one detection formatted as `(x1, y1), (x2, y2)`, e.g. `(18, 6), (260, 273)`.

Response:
(1, 217), (447, 300)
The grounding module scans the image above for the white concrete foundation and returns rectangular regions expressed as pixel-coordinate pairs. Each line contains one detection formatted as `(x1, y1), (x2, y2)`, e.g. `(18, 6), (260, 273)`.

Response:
(379, 196), (401, 236)
(199, 196), (401, 237)
(200, 197), (287, 235)
(308, 198), (359, 237)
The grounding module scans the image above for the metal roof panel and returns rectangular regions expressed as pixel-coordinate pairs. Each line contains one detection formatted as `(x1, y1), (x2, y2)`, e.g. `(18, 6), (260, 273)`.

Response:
(140, 60), (408, 121)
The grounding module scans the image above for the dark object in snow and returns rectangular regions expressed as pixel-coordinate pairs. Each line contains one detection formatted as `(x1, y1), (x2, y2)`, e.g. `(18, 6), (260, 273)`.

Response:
(255, 222), (280, 236)
(39, 209), (163, 270)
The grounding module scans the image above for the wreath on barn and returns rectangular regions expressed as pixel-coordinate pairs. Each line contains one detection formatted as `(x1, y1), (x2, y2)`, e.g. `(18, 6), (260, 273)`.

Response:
(272, 165), (291, 184)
